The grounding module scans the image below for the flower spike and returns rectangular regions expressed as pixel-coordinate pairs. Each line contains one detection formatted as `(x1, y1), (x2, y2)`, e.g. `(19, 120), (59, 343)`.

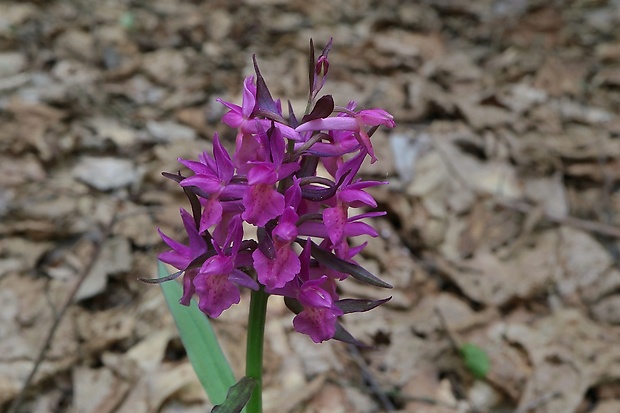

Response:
(158, 39), (394, 343)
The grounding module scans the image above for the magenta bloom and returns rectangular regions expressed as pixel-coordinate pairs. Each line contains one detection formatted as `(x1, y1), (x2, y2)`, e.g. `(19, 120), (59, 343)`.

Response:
(218, 77), (257, 134)
(293, 276), (343, 343)
(296, 105), (395, 163)
(157, 39), (393, 343)
(242, 125), (299, 226)
(242, 181), (284, 227)
(194, 216), (258, 317)
(253, 203), (301, 289)
(194, 253), (241, 317)
(158, 208), (207, 271)
(158, 208), (208, 305)
(318, 151), (384, 253)
(178, 134), (241, 233)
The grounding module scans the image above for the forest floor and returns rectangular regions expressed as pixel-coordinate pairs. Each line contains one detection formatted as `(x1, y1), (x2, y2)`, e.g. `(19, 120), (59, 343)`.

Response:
(2, 1), (620, 412)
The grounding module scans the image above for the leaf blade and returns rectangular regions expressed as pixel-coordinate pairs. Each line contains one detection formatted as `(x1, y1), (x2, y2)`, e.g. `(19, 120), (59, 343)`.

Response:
(159, 261), (236, 405)
(211, 377), (256, 413)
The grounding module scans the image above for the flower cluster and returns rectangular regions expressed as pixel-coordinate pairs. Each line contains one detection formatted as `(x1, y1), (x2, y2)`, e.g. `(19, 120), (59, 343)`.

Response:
(158, 40), (395, 343)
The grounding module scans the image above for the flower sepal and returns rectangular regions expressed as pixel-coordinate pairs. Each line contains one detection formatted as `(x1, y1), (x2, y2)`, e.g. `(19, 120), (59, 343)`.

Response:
(299, 239), (392, 289)
(335, 297), (392, 314)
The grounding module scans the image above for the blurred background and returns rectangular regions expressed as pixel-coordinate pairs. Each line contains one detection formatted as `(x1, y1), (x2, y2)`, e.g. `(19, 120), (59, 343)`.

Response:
(1, 0), (620, 412)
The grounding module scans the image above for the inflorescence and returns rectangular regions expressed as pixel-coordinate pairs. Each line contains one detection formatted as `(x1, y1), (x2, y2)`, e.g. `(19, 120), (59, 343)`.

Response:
(156, 40), (395, 343)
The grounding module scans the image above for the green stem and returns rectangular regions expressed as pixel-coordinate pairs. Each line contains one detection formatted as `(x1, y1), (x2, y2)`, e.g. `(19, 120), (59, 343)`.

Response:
(245, 287), (269, 413)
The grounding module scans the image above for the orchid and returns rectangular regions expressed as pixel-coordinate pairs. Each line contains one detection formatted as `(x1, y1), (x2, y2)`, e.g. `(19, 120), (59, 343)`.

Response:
(293, 276), (344, 343)
(178, 135), (240, 233)
(158, 208), (208, 305)
(194, 216), (258, 317)
(291, 241), (343, 343)
(296, 105), (395, 163)
(153, 39), (395, 413)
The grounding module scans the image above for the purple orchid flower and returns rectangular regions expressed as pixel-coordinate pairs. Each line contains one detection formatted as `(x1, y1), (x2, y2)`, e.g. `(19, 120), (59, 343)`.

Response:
(178, 134), (243, 233)
(242, 125), (299, 226)
(252, 207), (300, 289)
(194, 216), (258, 317)
(296, 104), (395, 163)
(293, 275), (343, 343)
(158, 208), (209, 305)
(157, 39), (394, 343)
(292, 241), (343, 343)
(218, 77), (258, 134)
(321, 151), (385, 249)
(252, 182), (302, 289)
(218, 77), (303, 173)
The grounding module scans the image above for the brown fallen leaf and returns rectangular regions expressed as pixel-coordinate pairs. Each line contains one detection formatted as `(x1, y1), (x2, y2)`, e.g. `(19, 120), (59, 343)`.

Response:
(436, 230), (558, 306)
(533, 57), (588, 97)
(72, 366), (131, 413)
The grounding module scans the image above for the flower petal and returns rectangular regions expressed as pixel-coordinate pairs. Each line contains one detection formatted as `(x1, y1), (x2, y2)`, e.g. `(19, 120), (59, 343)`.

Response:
(198, 197), (223, 233)
(242, 76), (257, 118)
(213, 134), (234, 183)
(178, 158), (214, 175)
(272, 207), (299, 244)
(195, 272), (241, 318)
(158, 249), (190, 270)
(194, 256), (240, 318)
(295, 117), (358, 133)
(179, 268), (198, 305)
(242, 184), (285, 227)
(247, 163), (278, 186)
(180, 208), (206, 254)
(228, 269), (259, 291)
(180, 174), (222, 193)
(339, 188), (377, 208)
(298, 276), (332, 308)
(253, 247), (300, 290)
(322, 205), (347, 246)
(357, 108), (395, 128)
(293, 307), (341, 343)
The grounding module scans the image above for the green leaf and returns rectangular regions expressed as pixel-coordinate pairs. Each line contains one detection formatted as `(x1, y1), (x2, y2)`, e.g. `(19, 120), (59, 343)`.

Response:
(118, 12), (135, 30)
(211, 377), (256, 413)
(460, 343), (490, 379)
(158, 262), (236, 405)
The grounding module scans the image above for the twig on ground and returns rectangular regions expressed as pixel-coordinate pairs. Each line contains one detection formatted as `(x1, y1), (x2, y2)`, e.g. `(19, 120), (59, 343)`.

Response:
(400, 394), (460, 410)
(6, 211), (118, 413)
(346, 344), (396, 412)
(514, 391), (561, 413)
(434, 307), (461, 350)
(595, 132), (614, 226)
